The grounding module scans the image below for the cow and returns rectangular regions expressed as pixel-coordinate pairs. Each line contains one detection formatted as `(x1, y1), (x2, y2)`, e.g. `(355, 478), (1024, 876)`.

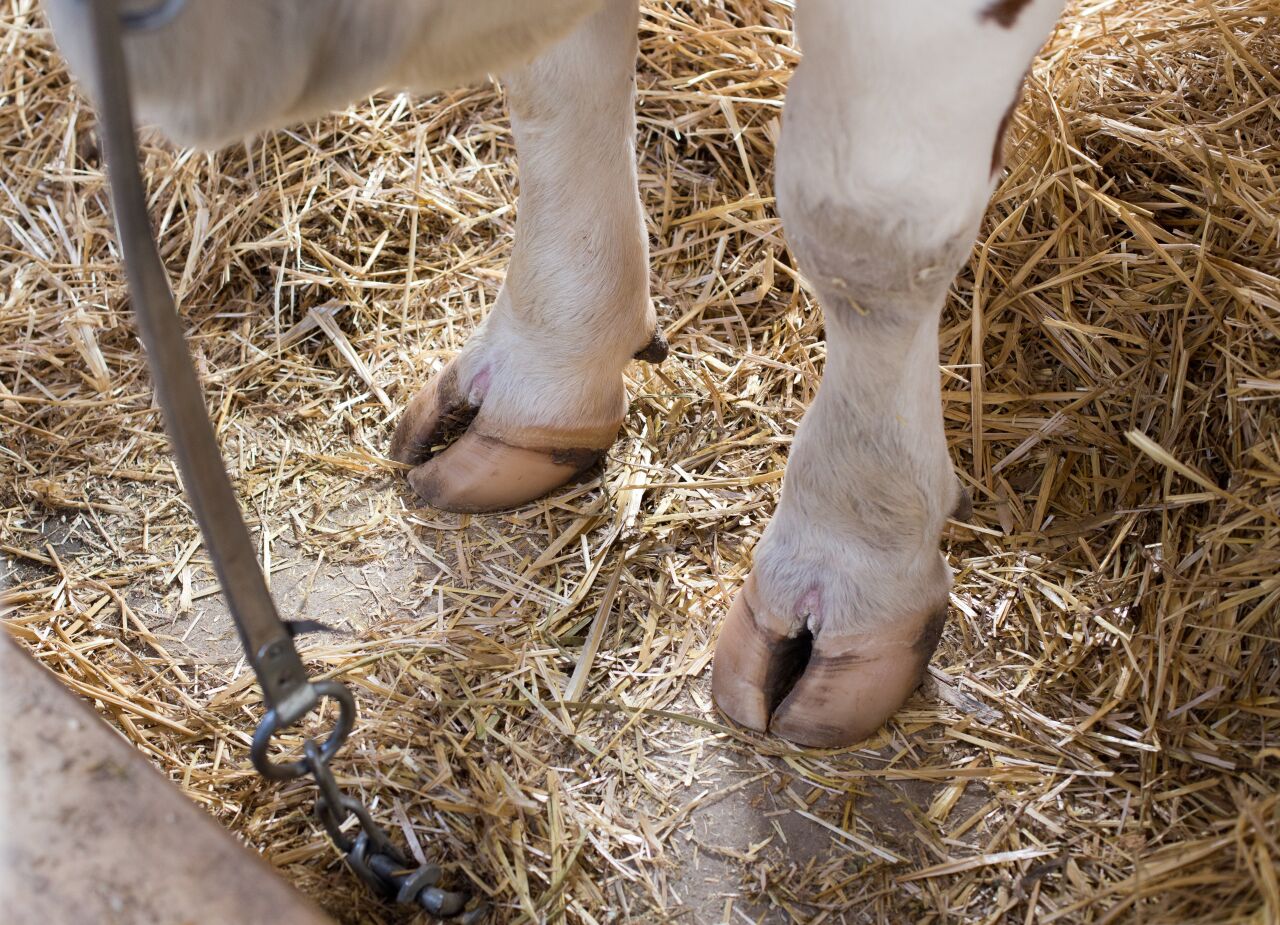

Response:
(43, 0), (1066, 748)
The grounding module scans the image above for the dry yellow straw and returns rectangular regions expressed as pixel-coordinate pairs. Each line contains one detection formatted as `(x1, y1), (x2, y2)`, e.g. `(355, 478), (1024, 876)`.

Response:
(1, 1), (1276, 922)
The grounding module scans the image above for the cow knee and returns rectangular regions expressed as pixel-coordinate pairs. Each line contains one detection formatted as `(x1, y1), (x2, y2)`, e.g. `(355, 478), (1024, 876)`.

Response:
(775, 0), (1064, 328)
(776, 100), (995, 331)
(778, 181), (977, 331)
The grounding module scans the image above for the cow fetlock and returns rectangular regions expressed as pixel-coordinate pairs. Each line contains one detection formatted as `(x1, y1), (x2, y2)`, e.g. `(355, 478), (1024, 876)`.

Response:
(391, 0), (651, 512)
(711, 298), (960, 745)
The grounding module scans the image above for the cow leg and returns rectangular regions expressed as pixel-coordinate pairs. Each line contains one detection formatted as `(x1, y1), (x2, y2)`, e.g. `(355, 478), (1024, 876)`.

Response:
(713, 0), (1064, 747)
(391, 0), (656, 512)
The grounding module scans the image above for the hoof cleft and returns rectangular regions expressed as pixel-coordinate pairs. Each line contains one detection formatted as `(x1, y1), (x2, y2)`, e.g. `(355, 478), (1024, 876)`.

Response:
(712, 574), (948, 748)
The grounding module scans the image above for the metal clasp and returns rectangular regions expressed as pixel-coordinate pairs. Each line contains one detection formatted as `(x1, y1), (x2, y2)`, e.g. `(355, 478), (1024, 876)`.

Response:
(250, 679), (355, 781)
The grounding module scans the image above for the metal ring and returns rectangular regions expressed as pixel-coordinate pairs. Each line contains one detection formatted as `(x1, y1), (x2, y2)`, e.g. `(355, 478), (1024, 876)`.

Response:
(119, 0), (188, 31)
(250, 680), (356, 780)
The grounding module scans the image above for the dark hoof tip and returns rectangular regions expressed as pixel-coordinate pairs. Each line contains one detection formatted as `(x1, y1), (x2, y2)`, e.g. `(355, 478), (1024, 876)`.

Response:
(633, 331), (669, 364)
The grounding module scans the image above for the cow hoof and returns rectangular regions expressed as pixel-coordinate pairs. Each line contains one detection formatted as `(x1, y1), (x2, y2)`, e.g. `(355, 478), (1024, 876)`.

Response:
(711, 574), (947, 748)
(390, 358), (621, 513)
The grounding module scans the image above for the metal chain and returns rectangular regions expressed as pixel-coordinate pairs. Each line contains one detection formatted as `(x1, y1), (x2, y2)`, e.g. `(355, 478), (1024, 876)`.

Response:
(248, 689), (486, 920)
(303, 741), (487, 922)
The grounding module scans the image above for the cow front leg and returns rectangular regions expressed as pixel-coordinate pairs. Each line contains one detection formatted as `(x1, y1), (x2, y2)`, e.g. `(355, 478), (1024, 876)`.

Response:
(391, 0), (656, 512)
(713, 0), (1064, 747)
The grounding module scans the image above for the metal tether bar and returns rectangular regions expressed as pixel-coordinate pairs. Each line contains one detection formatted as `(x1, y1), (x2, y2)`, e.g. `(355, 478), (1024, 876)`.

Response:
(82, 0), (309, 719)
(80, 3), (481, 918)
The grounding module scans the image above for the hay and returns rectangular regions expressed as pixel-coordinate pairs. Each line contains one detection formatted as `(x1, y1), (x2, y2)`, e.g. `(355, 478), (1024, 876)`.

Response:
(2, 0), (1277, 922)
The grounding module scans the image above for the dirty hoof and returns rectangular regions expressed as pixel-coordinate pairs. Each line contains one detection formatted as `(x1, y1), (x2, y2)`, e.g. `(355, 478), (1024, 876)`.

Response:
(711, 574), (947, 748)
(632, 329), (669, 364)
(390, 359), (619, 513)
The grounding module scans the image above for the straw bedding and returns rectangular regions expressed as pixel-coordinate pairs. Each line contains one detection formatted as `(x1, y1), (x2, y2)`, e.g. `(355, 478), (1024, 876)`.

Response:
(1, 0), (1277, 922)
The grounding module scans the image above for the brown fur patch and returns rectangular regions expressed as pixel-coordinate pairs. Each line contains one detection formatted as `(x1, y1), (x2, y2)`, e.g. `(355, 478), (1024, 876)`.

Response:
(981, 0), (1034, 28)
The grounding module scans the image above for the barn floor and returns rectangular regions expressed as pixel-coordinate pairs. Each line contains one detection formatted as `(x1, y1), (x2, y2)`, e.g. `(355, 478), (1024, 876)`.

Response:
(2, 1), (1278, 923)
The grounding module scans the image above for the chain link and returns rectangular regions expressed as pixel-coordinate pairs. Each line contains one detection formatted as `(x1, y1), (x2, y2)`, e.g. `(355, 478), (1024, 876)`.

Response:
(299, 738), (486, 922)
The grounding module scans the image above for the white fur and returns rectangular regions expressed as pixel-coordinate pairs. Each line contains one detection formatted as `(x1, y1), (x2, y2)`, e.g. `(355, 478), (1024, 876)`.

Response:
(447, 0), (653, 441)
(44, 0), (1068, 653)
(752, 0), (1067, 639)
(45, 0), (651, 439)
(43, 0), (603, 147)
